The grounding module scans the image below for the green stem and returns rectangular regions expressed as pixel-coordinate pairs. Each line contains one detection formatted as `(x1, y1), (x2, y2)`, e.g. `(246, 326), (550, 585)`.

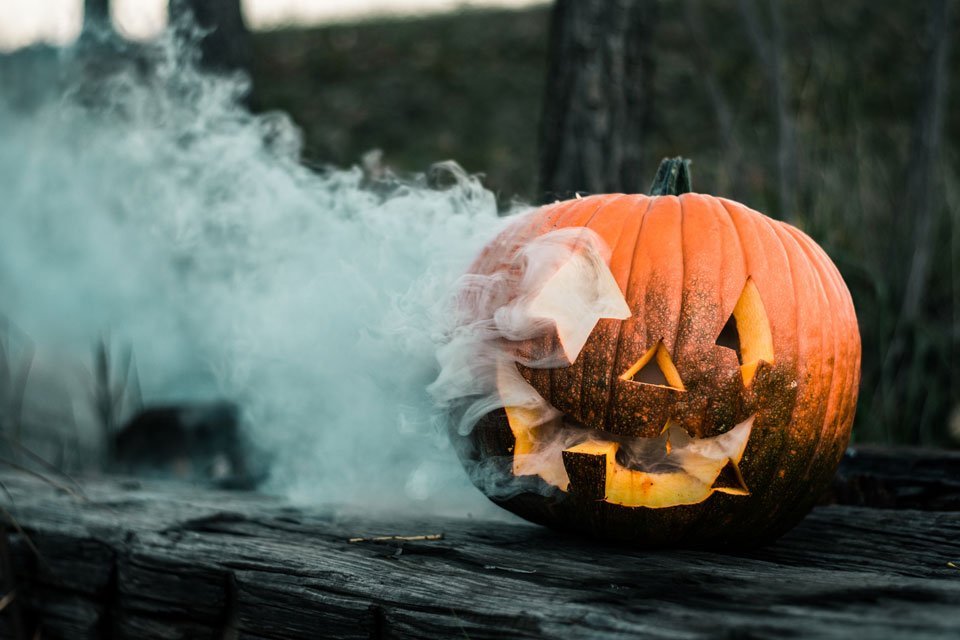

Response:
(648, 157), (693, 196)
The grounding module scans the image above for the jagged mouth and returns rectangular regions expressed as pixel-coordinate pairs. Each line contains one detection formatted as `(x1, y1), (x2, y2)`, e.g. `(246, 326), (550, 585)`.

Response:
(504, 404), (755, 509)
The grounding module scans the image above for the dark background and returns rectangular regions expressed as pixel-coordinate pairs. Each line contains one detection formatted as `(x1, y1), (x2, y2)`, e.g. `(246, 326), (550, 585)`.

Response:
(4, 0), (959, 451)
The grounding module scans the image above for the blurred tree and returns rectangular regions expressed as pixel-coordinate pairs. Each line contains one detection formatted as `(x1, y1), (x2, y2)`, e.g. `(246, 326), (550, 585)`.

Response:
(900, 0), (952, 325)
(682, 0), (744, 201)
(169, 0), (251, 74)
(737, 0), (796, 220)
(874, 0), (954, 444)
(83, 0), (111, 33)
(538, 0), (657, 201)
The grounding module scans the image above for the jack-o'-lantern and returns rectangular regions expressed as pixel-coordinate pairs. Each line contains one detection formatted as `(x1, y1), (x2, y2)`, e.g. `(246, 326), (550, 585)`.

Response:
(449, 158), (861, 548)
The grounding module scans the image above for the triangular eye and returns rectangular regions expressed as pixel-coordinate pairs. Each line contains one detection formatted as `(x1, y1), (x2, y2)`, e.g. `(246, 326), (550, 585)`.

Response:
(633, 356), (670, 386)
(620, 341), (685, 391)
(716, 277), (774, 386)
(715, 314), (742, 360)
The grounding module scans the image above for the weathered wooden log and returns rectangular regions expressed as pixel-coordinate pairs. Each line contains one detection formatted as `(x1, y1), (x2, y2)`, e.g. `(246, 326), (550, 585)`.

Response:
(830, 445), (960, 510)
(2, 447), (959, 639)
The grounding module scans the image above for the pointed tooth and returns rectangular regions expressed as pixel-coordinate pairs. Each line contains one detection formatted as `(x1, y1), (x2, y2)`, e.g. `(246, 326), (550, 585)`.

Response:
(712, 458), (750, 495)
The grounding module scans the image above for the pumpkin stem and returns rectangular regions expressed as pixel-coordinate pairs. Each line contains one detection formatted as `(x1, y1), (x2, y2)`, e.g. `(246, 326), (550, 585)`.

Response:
(649, 157), (693, 196)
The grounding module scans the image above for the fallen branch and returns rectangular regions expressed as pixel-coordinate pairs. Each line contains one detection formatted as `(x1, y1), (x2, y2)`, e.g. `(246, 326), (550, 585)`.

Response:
(484, 565), (537, 574)
(347, 533), (444, 543)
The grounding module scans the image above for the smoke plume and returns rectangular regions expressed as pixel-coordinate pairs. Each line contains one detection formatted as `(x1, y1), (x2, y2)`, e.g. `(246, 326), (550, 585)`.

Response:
(0, 27), (526, 514)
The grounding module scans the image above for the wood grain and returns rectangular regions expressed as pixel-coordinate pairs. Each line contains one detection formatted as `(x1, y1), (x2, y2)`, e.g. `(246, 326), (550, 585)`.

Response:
(2, 447), (959, 639)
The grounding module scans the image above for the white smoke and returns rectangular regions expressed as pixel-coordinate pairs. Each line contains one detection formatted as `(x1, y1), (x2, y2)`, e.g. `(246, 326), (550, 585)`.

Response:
(428, 224), (633, 496)
(430, 226), (628, 426)
(0, 27), (523, 514)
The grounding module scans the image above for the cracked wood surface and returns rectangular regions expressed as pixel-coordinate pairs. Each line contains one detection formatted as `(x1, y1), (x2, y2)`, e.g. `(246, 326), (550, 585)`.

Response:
(2, 447), (960, 639)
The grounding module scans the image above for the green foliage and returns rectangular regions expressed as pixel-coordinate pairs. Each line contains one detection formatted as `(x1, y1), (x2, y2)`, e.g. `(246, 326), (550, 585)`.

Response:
(250, 1), (959, 447)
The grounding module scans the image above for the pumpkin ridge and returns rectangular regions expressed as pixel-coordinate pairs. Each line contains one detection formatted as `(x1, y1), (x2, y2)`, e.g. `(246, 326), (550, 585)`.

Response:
(623, 197), (686, 436)
(700, 196), (752, 434)
(764, 220), (844, 524)
(547, 197), (612, 416)
(710, 196), (748, 345)
(718, 199), (803, 524)
(675, 194), (718, 436)
(673, 194), (689, 414)
(604, 196), (655, 433)
(672, 195), (734, 535)
(577, 195), (637, 428)
(710, 196), (752, 410)
(666, 196), (686, 360)
(720, 198), (799, 368)
(748, 212), (818, 525)
(567, 194), (632, 424)
(781, 224), (858, 487)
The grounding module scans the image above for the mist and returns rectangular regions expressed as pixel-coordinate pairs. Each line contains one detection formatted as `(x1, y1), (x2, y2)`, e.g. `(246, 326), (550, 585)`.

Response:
(0, 28), (525, 515)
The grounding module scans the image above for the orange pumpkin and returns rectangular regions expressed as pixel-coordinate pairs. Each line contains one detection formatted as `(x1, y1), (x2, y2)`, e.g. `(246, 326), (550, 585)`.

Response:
(455, 158), (861, 547)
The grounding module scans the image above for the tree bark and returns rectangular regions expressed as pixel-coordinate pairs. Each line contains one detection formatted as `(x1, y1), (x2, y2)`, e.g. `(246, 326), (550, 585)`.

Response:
(537, 0), (657, 202)
(169, 0), (252, 74)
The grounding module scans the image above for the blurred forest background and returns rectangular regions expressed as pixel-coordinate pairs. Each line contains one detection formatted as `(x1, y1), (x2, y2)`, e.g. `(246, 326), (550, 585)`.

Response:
(249, 0), (959, 448)
(1, 0), (958, 458)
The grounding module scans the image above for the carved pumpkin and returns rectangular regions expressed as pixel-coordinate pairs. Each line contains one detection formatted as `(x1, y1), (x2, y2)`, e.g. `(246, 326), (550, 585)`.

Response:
(453, 158), (861, 547)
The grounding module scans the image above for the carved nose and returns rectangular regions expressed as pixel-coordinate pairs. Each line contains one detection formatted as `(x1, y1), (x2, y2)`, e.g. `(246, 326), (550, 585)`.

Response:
(620, 340), (685, 391)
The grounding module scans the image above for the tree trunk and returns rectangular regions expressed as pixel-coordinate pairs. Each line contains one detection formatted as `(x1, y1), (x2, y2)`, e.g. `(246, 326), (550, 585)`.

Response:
(537, 0), (657, 202)
(83, 0), (111, 32)
(169, 0), (252, 75)
(737, 0), (797, 220)
(682, 0), (744, 199)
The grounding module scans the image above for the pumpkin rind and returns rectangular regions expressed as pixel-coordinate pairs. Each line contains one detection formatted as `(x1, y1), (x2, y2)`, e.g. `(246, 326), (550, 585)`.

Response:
(457, 189), (861, 548)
